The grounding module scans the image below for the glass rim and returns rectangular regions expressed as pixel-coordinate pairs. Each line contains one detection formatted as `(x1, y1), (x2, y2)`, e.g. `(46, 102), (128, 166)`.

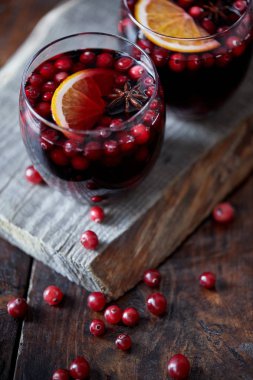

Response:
(21, 32), (160, 136)
(123, 0), (251, 41)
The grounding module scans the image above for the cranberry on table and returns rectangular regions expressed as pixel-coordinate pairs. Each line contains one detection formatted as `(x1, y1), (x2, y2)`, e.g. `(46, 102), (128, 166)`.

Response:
(87, 291), (106, 311)
(52, 368), (70, 380)
(90, 206), (105, 223)
(146, 292), (167, 316)
(25, 165), (43, 184)
(91, 195), (103, 203)
(122, 307), (140, 327)
(143, 269), (161, 288)
(115, 333), (132, 351)
(199, 272), (216, 289)
(167, 354), (191, 380)
(212, 202), (235, 224)
(69, 356), (90, 380)
(104, 305), (123, 324)
(80, 230), (99, 250)
(43, 285), (64, 306)
(7, 298), (28, 319)
(89, 319), (106, 336)
(25, 86), (40, 100)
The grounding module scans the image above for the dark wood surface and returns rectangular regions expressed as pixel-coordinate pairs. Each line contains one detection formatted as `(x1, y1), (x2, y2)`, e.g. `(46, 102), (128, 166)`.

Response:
(0, 2), (253, 379)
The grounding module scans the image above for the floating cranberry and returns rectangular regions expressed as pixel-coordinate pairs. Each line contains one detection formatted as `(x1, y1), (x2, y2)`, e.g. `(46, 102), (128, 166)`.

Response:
(109, 118), (123, 131)
(131, 124), (150, 144)
(115, 334), (132, 351)
(143, 269), (161, 288)
(96, 53), (114, 68)
(52, 369), (70, 380)
(118, 132), (135, 153)
(96, 126), (111, 139)
(25, 86), (40, 101)
(129, 65), (145, 80)
(87, 291), (106, 311)
(202, 53), (215, 68)
(50, 148), (69, 166)
(39, 62), (55, 79)
(43, 285), (64, 306)
(199, 272), (216, 289)
(42, 81), (56, 93)
(7, 298), (28, 318)
(143, 76), (154, 87)
(167, 354), (191, 380)
(137, 39), (154, 54)
(71, 156), (89, 171)
(150, 99), (159, 110)
(29, 73), (44, 88)
(202, 18), (216, 34)
(80, 230), (99, 250)
(152, 48), (168, 67)
(189, 5), (203, 18)
(63, 140), (79, 157)
(100, 116), (112, 127)
(69, 356), (90, 380)
(90, 206), (105, 223)
(212, 202), (235, 223)
(215, 49), (231, 67)
(72, 62), (85, 72)
(36, 102), (51, 118)
(115, 74), (128, 86)
(42, 91), (53, 102)
(146, 85), (155, 97)
(217, 26), (229, 33)
(84, 141), (103, 161)
(122, 307), (140, 327)
(54, 71), (69, 84)
(168, 53), (186, 73)
(54, 56), (72, 71)
(25, 165), (43, 184)
(104, 305), (123, 324)
(187, 54), (202, 71)
(226, 36), (245, 56)
(104, 140), (120, 156)
(146, 292), (167, 316)
(80, 51), (96, 65)
(89, 319), (106, 337)
(115, 57), (133, 71)
(233, 0), (247, 12)
(143, 110), (156, 124)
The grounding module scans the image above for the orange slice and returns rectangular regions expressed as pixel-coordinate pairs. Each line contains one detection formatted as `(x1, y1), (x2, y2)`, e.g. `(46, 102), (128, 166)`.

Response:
(51, 69), (115, 131)
(135, 0), (220, 53)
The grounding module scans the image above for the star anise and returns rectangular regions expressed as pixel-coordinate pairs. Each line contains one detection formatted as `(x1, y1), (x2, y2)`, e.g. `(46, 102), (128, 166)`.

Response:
(203, 0), (240, 23)
(106, 81), (148, 115)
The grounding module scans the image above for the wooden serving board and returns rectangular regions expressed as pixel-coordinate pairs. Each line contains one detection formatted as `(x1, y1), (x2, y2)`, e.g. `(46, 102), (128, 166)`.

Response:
(0, 0), (253, 299)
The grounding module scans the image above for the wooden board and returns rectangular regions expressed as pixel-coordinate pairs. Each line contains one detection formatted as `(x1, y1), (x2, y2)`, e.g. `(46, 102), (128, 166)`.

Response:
(0, 0), (253, 299)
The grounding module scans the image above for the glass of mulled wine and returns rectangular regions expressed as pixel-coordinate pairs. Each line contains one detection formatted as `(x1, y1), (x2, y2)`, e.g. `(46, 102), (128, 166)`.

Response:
(120, 0), (253, 118)
(19, 33), (165, 203)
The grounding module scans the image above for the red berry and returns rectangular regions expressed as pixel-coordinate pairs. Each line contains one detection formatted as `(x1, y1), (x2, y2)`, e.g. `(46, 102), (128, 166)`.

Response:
(187, 54), (201, 71)
(215, 49), (231, 67)
(54, 71), (68, 84)
(104, 305), (123, 324)
(69, 356), (90, 379)
(131, 124), (150, 144)
(25, 86), (40, 100)
(115, 334), (132, 351)
(42, 81), (56, 92)
(143, 76), (154, 86)
(80, 230), (99, 250)
(189, 6), (203, 18)
(199, 272), (216, 289)
(63, 140), (79, 157)
(150, 99), (159, 110)
(202, 18), (216, 34)
(104, 140), (120, 156)
(143, 269), (161, 288)
(71, 156), (89, 171)
(118, 18), (133, 34)
(52, 369), (70, 380)
(43, 285), (64, 306)
(7, 298), (28, 318)
(80, 51), (96, 65)
(96, 53), (114, 68)
(226, 36), (245, 56)
(91, 195), (103, 203)
(39, 62), (55, 79)
(90, 206), (105, 223)
(54, 56), (72, 71)
(146, 292), (167, 316)
(233, 0), (247, 12)
(168, 54), (186, 73)
(137, 39), (154, 54)
(143, 110), (156, 124)
(87, 292), (106, 311)
(152, 48), (168, 67)
(89, 319), (106, 336)
(25, 165), (43, 184)
(115, 74), (128, 86)
(129, 65), (146, 80)
(212, 202), (235, 223)
(36, 102), (51, 118)
(118, 132), (135, 153)
(146, 85), (155, 97)
(29, 73), (44, 88)
(109, 118), (123, 131)
(42, 91), (53, 102)
(115, 57), (133, 71)
(167, 354), (191, 380)
(84, 141), (103, 161)
(50, 148), (69, 166)
(122, 307), (140, 327)
(202, 53), (215, 68)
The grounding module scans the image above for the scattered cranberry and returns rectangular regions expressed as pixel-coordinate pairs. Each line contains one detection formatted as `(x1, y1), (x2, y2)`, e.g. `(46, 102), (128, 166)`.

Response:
(42, 91), (53, 102)
(54, 71), (69, 84)
(54, 56), (72, 71)
(29, 73), (44, 88)
(146, 292), (167, 316)
(91, 195), (103, 203)
(90, 206), (105, 223)
(129, 65), (145, 80)
(167, 354), (191, 380)
(36, 102), (51, 118)
(87, 291), (106, 311)
(199, 272), (216, 289)
(115, 57), (133, 71)
(189, 5), (203, 18)
(52, 369), (70, 380)
(80, 230), (99, 250)
(69, 356), (90, 379)
(25, 86), (40, 100)
(122, 307), (140, 327)
(152, 48), (168, 67)
(168, 54), (186, 73)
(115, 333), (132, 351)
(202, 18), (216, 34)
(187, 54), (201, 71)
(80, 51), (96, 65)
(89, 319), (106, 336)
(50, 148), (69, 166)
(212, 202), (235, 223)
(137, 39), (154, 54)
(25, 165), (43, 184)
(71, 156), (89, 171)
(96, 53), (114, 68)
(84, 141), (103, 161)
(131, 124), (150, 144)
(233, 0), (247, 12)
(43, 285), (64, 306)
(104, 305), (123, 324)
(39, 62), (55, 79)
(143, 269), (161, 288)
(7, 298), (28, 318)
(42, 81), (56, 92)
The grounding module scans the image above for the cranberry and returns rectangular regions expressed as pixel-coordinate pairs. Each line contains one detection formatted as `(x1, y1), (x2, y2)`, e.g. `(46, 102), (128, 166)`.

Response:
(118, 18), (132, 34)
(152, 48), (168, 67)
(233, 0), (247, 12)
(71, 156), (89, 171)
(146, 292), (167, 316)
(115, 57), (133, 71)
(69, 356), (90, 379)
(167, 354), (191, 380)
(104, 305), (123, 324)
(41, 129), (59, 146)
(7, 298), (28, 318)
(54, 56), (72, 71)
(187, 54), (201, 71)
(146, 85), (155, 97)
(42, 81), (56, 93)
(90, 206), (105, 223)
(137, 39), (154, 54)
(115, 74), (128, 86)
(72, 62), (85, 72)
(104, 140), (120, 157)
(118, 132), (135, 153)
(63, 140), (79, 157)
(87, 291), (106, 311)
(143, 110), (156, 124)
(90, 319), (106, 336)
(212, 202), (235, 223)
(202, 18), (216, 34)
(25, 165), (43, 184)
(29, 73), (44, 88)
(84, 141), (103, 161)
(109, 118), (123, 131)
(226, 36), (245, 56)
(122, 307), (140, 327)
(143, 76), (154, 86)
(96, 53), (114, 68)
(129, 65), (145, 80)
(143, 269), (161, 288)
(91, 195), (103, 203)
(96, 126), (111, 139)
(178, 0), (194, 8)
(168, 54), (186, 73)
(80, 51), (96, 65)
(80, 230), (99, 250)
(202, 53), (215, 68)
(217, 26), (229, 33)
(52, 369), (70, 380)
(150, 99), (159, 110)
(199, 272), (216, 289)
(189, 5), (203, 18)
(215, 49), (231, 67)
(39, 62), (55, 79)
(43, 285), (64, 306)
(42, 91), (53, 102)
(131, 124), (150, 144)
(50, 148), (69, 166)
(36, 102), (51, 118)
(115, 334), (132, 351)
(54, 71), (68, 84)
(25, 86), (40, 100)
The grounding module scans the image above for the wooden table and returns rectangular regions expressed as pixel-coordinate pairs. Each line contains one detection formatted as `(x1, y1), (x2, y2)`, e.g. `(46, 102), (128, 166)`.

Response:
(1, 2), (253, 379)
